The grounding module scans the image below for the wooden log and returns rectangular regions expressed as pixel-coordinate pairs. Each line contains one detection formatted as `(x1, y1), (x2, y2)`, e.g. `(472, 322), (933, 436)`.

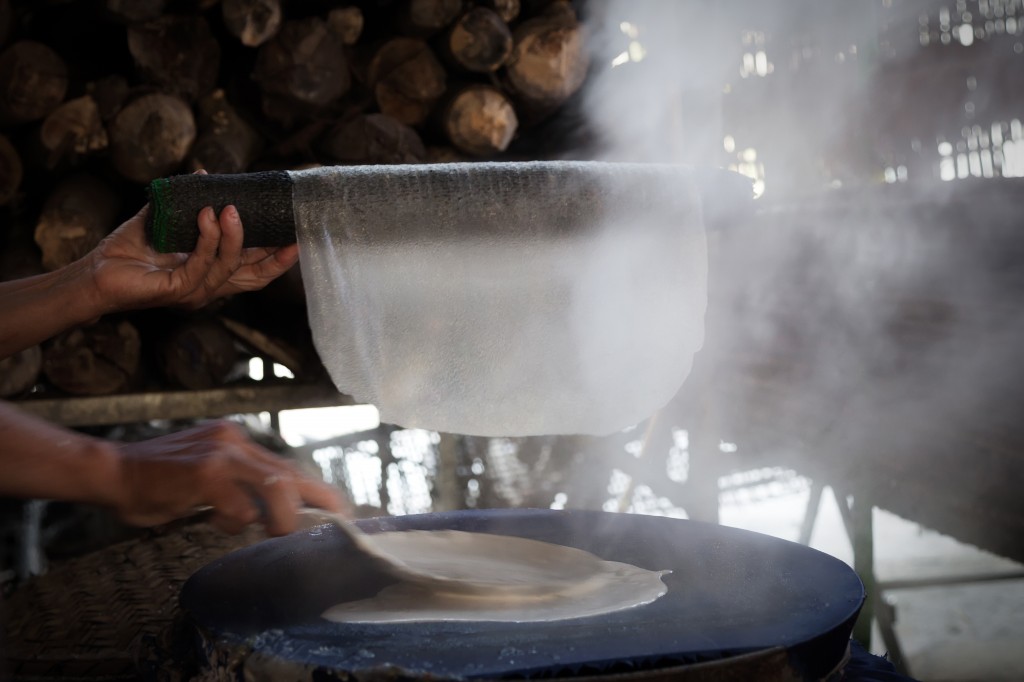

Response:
(399, 0), (464, 37)
(222, 0), (282, 48)
(254, 18), (350, 109)
(188, 89), (263, 174)
(0, 41), (68, 125)
(0, 132), (22, 206)
(159, 318), (241, 390)
(42, 320), (141, 396)
(0, 0), (12, 48)
(34, 174), (119, 272)
(445, 7), (512, 73)
(367, 38), (446, 126)
(479, 0), (520, 23)
(504, 2), (588, 115)
(0, 345), (41, 397)
(104, 0), (166, 24)
(109, 93), (196, 184)
(38, 95), (108, 169)
(327, 6), (364, 46)
(86, 75), (129, 122)
(127, 16), (221, 102)
(425, 145), (468, 163)
(320, 113), (425, 164)
(441, 84), (518, 157)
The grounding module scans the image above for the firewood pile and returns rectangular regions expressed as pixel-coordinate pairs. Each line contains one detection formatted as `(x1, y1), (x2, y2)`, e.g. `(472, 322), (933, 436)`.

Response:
(0, 0), (589, 401)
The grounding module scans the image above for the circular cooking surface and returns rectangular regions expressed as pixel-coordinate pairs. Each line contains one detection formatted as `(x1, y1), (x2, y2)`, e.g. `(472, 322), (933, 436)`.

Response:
(181, 509), (864, 679)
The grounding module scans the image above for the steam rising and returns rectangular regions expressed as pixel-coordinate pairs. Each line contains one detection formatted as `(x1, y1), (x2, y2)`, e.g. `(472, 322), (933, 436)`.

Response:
(573, 1), (1023, 557)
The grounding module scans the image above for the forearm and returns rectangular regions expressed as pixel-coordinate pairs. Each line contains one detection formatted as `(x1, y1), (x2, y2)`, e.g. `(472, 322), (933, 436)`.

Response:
(0, 258), (103, 358)
(0, 401), (121, 506)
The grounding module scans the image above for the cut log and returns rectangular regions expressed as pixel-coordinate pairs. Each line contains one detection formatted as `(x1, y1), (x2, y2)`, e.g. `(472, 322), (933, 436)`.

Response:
(0, 346), (41, 398)
(320, 113), (425, 164)
(0, 0), (12, 48)
(34, 174), (119, 271)
(104, 0), (166, 24)
(445, 7), (512, 73)
(0, 41), (68, 125)
(42, 320), (141, 396)
(327, 6), (364, 46)
(159, 318), (241, 390)
(425, 145), (468, 163)
(367, 38), (446, 126)
(479, 0), (520, 23)
(127, 16), (221, 102)
(254, 18), (350, 108)
(0, 132), (22, 206)
(504, 2), (588, 113)
(109, 93), (196, 184)
(442, 84), (518, 157)
(86, 75), (129, 122)
(38, 95), (108, 169)
(222, 0), (282, 48)
(399, 0), (464, 37)
(188, 89), (263, 174)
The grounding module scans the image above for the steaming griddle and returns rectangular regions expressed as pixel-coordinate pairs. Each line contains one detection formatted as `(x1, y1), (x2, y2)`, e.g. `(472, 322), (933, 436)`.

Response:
(181, 510), (864, 680)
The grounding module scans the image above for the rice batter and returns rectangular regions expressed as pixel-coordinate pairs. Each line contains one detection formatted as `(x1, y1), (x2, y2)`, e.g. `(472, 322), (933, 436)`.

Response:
(322, 530), (669, 623)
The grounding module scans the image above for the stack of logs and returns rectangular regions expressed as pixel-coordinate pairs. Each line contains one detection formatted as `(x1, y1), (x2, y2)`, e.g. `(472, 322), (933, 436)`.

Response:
(0, 0), (589, 401)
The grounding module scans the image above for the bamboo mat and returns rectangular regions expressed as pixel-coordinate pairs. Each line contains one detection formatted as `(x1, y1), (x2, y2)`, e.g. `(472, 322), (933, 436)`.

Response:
(1, 521), (264, 681)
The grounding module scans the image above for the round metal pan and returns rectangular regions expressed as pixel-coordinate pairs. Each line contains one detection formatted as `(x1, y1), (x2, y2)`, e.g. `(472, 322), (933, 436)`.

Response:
(181, 509), (864, 680)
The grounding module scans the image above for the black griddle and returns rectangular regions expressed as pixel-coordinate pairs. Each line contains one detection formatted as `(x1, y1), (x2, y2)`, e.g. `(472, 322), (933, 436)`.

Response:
(180, 509), (864, 680)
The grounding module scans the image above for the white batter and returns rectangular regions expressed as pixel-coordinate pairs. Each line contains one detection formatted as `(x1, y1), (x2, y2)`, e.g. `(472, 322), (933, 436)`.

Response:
(322, 530), (669, 623)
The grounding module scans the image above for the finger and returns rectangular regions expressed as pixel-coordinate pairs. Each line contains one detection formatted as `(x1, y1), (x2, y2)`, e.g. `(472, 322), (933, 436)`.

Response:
(218, 205), (245, 260)
(186, 205), (243, 302)
(173, 206), (221, 295)
(194, 168), (208, 176)
(240, 244), (300, 283)
(254, 473), (302, 536)
(205, 482), (261, 535)
(295, 477), (349, 516)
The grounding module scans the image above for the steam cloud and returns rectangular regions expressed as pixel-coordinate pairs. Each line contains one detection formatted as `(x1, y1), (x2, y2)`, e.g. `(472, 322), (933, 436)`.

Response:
(571, 0), (1023, 557)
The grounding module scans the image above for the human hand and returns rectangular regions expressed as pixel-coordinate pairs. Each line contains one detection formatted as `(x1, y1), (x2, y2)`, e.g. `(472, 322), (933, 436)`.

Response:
(85, 173), (299, 315)
(110, 421), (349, 536)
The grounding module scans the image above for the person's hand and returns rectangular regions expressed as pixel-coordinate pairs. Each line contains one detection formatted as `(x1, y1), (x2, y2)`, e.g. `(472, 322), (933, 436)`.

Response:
(85, 175), (299, 314)
(110, 421), (349, 536)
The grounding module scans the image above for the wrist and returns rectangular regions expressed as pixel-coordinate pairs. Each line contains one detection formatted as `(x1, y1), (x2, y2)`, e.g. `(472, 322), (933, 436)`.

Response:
(72, 437), (124, 509)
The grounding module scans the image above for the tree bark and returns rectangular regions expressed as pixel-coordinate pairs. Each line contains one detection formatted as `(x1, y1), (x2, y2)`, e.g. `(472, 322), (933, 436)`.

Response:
(445, 7), (512, 73)
(504, 2), (588, 114)
(109, 93), (196, 184)
(222, 0), (282, 48)
(104, 0), (166, 24)
(254, 18), (350, 109)
(34, 174), (119, 272)
(327, 6), (364, 46)
(38, 95), (108, 170)
(320, 113), (425, 164)
(0, 41), (68, 125)
(127, 16), (221, 102)
(368, 38), (446, 126)
(479, 0), (520, 23)
(42, 320), (141, 396)
(85, 75), (129, 122)
(0, 0), (13, 48)
(188, 89), (263, 174)
(442, 84), (518, 157)
(0, 346), (41, 398)
(0, 132), (21, 206)
(399, 0), (465, 37)
(159, 317), (241, 390)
